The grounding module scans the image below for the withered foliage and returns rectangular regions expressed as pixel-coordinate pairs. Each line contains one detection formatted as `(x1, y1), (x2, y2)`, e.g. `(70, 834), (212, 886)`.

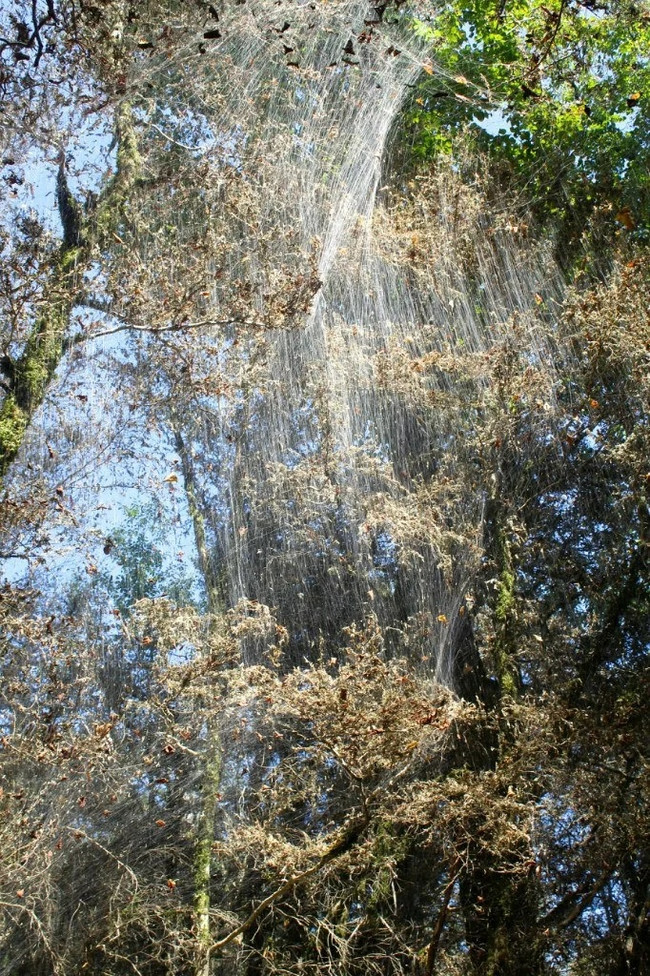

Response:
(0, 2), (649, 976)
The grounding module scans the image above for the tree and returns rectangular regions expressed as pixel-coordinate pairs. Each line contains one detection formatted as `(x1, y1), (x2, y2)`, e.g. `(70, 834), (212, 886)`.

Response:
(1, 1), (648, 974)
(404, 0), (650, 256)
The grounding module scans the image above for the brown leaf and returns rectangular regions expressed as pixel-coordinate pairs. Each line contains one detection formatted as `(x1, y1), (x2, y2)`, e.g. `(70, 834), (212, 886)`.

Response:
(616, 207), (636, 230)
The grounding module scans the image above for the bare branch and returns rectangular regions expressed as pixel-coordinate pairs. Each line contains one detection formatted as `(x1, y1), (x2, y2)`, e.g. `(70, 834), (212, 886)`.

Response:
(84, 317), (267, 341)
(542, 866), (613, 930)
(63, 828), (139, 893)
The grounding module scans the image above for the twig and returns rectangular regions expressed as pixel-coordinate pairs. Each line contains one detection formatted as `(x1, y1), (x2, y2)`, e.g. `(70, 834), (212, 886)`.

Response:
(82, 317), (266, 341)
(527, 0), (567, 80)
(102, 949), (144, 976)
(64, 828), (139, 893)
(0, 898), (58, 969)
(144, 121), (202, 152)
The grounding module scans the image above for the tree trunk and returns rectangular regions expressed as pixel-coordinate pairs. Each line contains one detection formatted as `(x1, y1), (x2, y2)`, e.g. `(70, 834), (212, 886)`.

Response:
(173, 417), (226, 976)
(461, 866), (545, 976)
(0, 102), (141, 482)
(194, 728), (222, 976)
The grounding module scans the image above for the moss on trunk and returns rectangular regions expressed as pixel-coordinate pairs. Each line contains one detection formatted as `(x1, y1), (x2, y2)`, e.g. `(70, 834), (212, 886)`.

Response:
(462, 866), (545, 976)
(0, 265), (71, 480)
(492, 518), (519, 698)
(0, 104), (141, 484)
(194, 730), (222, 976)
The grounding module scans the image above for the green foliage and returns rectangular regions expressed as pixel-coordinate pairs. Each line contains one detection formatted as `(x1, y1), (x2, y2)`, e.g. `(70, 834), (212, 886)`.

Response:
(0, 395), (27, 472)
(104, 504), (196, 614)
(407, 0), (650, 243)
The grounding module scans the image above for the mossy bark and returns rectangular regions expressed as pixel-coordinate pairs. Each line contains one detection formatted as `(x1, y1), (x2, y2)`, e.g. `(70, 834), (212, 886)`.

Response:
(0, 103), (141, 483)
(173, 418), (226, 975)
(461, 866), (545, 976)
(0, 261), (74, 480)
(454, 499), (546, 975)
(173, 422), (225, 615)
(489, 503), (520, 699)
(94, 101), (143, 238)
(194, 730), (222, 976)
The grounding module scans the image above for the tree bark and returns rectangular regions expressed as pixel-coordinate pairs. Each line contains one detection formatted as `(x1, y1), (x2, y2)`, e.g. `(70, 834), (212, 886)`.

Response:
(194, 729), (222, 976)
(0, 102), (141, 482)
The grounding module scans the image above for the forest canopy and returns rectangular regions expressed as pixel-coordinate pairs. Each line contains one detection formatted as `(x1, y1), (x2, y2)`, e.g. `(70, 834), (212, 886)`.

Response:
(405, 0), (650, 243)
(0, 2), (648, 976)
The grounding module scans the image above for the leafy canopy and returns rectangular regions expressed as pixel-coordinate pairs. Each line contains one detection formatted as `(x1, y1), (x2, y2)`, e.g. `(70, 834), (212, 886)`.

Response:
(407, 0), (650, 239)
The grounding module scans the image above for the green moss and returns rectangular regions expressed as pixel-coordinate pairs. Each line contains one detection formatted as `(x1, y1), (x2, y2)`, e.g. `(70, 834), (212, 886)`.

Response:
(365, 822), (409, 910)
(115, 101), (143, 178)
(1, 292), (69, 477)
(21, 351), (48, 398)
(19, 307), (66, 402)
(0, 105), (141, 483)
(498, 664), (517, 696)
(95, 103), (142, 241)
(193, 731), (222, 971)
(59, 246), (82, 273)
(0, 396), (28, 468)
(194, 835), (212, 937)
(482, 877), (544, 976)
(495, 568), (515, 623)
(492, 528), (519, 697)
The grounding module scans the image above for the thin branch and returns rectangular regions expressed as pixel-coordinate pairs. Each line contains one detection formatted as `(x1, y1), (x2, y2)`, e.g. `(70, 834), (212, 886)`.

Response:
(557, 868), (613, 929)
(319, 735), (366, 783)
(32, 0), (44, 68)
(143, 121), (202, 152)
(0, 0), (59, 70)
(64, 828), (139, 893)
(424, 860), (460, 976)
(73, 298), (272, 343)
(542, 866), (613, 930)
(87, 318), (246, 340)
(101, 950), (144, 976)
(527, 0), (567, 80)
(0, 898), (58, 968)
